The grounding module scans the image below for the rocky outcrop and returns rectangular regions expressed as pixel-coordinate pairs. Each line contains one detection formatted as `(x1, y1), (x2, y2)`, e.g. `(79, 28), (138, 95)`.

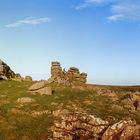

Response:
(48, 61), (87, 86)
(0, 59), (15, 80)
(46, 110), (140, 140)
(51, 61), (63, 79)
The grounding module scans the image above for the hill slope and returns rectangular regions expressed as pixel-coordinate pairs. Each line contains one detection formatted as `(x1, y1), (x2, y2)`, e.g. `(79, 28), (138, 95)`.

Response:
(0, 80), (140, 139)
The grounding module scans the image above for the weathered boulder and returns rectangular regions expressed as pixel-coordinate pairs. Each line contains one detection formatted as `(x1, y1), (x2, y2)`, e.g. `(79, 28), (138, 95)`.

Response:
(0, 59), (15, 80)
(51, 61), (63, 79)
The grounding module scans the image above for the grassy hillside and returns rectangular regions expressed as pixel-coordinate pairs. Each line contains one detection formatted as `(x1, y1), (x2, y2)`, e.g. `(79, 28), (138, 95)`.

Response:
(0, 80), (140, 140)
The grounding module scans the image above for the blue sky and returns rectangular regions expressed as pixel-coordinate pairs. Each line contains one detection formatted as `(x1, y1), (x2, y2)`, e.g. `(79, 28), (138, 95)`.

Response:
(0, 0), (140, 85)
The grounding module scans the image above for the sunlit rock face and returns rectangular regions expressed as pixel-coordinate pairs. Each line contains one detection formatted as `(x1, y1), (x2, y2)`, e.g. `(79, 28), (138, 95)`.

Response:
(0, 59), (15, 80)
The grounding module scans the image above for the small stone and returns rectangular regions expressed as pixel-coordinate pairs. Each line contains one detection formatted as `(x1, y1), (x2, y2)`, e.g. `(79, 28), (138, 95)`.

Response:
(17, 97), (35, 103)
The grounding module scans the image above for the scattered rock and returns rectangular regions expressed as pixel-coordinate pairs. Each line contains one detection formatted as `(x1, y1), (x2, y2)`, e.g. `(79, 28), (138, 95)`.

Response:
(17, 97), (35, 103)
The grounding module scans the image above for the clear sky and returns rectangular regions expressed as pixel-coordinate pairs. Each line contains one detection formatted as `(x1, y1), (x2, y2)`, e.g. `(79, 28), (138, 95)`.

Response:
(0, 0), (140, 85)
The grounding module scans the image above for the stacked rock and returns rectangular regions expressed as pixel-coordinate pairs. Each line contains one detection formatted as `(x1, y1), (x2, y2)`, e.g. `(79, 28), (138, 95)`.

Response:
(80, 72), (87, 83)
(51, 61), (63, 79)
(65, 67), (87, 86)
(66, 67), (80, 85)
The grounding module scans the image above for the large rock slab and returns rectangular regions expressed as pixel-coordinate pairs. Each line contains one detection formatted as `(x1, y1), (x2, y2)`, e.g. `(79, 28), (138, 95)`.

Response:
(29, 81), (52, 96)
(31, 86), (52, 95)
(29, 81), (45, 91)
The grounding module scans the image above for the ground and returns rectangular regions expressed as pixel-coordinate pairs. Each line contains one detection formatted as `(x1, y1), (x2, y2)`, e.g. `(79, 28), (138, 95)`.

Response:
(0, 80), (140, 140)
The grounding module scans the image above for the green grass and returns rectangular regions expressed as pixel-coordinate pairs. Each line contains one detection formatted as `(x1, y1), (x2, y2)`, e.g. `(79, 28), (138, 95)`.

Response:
(0, 80), (140, 139)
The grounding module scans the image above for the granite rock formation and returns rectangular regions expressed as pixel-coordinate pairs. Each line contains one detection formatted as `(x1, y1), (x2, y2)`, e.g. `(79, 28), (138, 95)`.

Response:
(0, 59), (15, 80)
(48, 61), (87, 86)
(46, 109), (140, 140)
